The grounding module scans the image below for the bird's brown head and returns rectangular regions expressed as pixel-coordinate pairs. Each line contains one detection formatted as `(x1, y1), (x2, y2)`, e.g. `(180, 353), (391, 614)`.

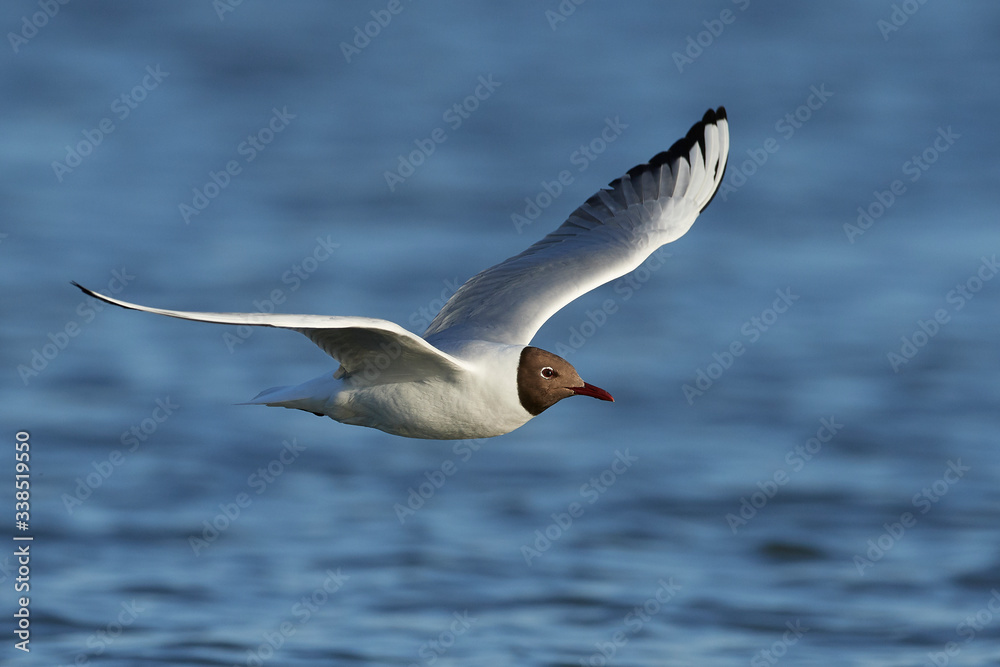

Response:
(516, 346), (614, 416)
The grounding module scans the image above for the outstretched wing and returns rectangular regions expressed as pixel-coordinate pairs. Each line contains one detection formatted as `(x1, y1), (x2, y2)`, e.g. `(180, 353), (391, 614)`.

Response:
(423, 107), (729, 346)
(72, 283), (469, 384)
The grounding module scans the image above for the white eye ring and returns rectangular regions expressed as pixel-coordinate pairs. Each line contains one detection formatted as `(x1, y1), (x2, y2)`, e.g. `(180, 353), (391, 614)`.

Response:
(540, 367), (555, 379)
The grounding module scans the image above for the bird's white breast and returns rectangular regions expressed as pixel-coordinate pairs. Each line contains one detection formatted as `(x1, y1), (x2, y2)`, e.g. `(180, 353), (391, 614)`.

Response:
(330, 341), (532, 439)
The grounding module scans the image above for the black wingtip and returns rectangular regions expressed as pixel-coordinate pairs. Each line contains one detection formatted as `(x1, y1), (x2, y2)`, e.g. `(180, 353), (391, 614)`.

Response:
(71, 281), (97, 298)
(702, 106), (727, 123)
(698, 107), (729, 213)
(623, 106), (728, 185)
(684, 107), (726, 165)
(72, 281), (121, 308)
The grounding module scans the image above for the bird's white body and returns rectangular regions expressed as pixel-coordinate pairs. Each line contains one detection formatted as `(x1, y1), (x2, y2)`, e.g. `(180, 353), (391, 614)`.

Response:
(274, 341), (530, 439)
(75, 108), (729, 440)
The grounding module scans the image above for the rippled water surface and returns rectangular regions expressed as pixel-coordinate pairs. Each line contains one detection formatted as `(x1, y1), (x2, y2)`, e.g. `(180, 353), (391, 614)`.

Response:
(3, 2), (1000, 665)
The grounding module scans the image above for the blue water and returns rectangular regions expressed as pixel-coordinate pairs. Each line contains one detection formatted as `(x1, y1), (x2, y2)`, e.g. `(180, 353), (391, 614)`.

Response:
(3, 1), (1000, 665)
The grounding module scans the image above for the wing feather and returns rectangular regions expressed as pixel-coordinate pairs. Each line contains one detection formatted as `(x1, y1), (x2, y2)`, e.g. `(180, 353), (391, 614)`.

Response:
(71, 282), (468, 385)
(423, 107), (729, 346)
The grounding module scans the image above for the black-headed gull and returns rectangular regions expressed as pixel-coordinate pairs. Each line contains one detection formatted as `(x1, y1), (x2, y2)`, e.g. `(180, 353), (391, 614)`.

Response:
(75, 108), (728, 439)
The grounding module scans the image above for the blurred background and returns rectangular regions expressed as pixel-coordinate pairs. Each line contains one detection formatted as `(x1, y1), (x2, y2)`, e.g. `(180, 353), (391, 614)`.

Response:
(3, 1), (999, 665)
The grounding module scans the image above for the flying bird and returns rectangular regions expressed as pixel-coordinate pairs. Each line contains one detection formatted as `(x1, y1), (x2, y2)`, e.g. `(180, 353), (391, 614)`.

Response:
(75, 107), (729, 439)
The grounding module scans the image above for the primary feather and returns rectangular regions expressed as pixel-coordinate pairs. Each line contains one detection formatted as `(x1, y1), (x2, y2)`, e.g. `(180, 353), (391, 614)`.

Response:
(424, 107), (728, 346)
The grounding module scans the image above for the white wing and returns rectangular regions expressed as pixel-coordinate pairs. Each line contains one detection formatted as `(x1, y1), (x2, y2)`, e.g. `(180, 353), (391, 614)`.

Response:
(423, 107), (729, 346)
(72, 283), (469, 384)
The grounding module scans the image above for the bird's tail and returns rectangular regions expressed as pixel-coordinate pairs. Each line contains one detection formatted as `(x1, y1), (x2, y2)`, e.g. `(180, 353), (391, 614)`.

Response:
(238, 373), (337, 416)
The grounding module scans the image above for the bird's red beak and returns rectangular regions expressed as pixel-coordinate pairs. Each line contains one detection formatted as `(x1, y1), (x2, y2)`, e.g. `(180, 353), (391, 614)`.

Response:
(571, 382), (614, 402)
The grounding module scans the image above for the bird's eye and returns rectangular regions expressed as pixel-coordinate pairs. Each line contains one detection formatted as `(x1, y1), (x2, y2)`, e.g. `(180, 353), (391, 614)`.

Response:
(540, 367), (555, 379)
